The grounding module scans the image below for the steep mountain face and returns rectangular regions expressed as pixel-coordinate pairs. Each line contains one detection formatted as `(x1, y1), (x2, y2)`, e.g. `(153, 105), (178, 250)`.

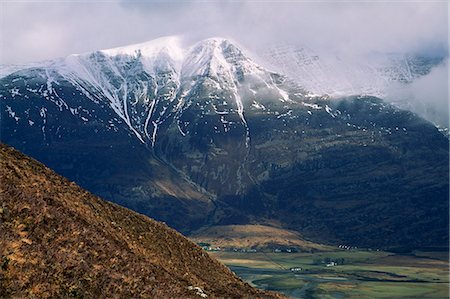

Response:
(0, 143), (282, 298)
(1, 36), (448, 250)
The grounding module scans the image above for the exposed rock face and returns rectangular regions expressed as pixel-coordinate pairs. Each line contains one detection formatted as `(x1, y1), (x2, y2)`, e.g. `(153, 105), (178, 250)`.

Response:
(0, 143), (283, 298)
(1, 37), (448, 250)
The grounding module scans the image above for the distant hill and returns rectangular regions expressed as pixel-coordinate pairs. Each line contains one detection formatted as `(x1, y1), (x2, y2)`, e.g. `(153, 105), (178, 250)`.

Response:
(0, 144), (283, 298)
(190, 224), (333, 252)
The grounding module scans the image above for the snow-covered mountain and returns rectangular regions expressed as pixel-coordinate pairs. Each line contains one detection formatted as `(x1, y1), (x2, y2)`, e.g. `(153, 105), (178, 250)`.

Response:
(1, 36), (448, 249)
(1, 36), (304, 147)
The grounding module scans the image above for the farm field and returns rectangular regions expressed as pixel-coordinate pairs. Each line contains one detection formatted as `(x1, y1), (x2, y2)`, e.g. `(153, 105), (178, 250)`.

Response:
(211, 250), (449, 298)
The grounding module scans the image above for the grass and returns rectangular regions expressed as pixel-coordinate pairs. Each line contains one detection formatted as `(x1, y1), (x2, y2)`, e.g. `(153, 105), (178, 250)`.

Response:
(211, 249), (449, 299)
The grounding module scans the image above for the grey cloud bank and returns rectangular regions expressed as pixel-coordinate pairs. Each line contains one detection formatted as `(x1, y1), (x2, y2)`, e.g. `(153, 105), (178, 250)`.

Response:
(1, 1), (447, 64)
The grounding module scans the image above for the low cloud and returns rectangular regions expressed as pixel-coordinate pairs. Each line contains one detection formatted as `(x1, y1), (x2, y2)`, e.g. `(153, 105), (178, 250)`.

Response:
(1, 1), (447, 64)
(386, 60), (449, 127)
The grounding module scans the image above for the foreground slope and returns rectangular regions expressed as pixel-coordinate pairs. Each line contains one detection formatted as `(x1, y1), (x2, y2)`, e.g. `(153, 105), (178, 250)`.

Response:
(0, 144), (282, 298)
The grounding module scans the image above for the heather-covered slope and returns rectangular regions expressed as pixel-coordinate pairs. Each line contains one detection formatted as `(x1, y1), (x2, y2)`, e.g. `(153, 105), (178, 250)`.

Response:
(0, 144), (283, 299)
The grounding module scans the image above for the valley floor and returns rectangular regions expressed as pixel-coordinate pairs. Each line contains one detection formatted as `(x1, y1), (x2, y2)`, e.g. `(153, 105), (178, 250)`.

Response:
(210, 250), (449, 299)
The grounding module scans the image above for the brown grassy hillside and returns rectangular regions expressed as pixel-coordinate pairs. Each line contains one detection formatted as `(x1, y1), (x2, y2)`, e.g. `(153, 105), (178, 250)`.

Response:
(0, 144), (283, 299)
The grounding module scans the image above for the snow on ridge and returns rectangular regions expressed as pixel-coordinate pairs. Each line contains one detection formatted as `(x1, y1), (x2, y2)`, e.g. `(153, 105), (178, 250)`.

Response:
(2, 36), (262, 84)
(0, 65), (24, 78)
(100, 35), (185, 62)
(0, 60), (58, 79)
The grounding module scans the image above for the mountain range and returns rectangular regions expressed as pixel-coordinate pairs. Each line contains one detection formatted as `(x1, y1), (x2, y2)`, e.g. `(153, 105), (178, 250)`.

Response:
(1, 36), (448, 250)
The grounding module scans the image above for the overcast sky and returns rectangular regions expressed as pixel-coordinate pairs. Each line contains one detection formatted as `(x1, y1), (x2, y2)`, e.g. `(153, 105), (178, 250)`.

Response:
(0, 1), (448, 64)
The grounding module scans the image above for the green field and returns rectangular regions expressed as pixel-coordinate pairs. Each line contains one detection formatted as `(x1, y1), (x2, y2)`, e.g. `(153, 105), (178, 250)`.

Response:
(211, 250), (449, 298)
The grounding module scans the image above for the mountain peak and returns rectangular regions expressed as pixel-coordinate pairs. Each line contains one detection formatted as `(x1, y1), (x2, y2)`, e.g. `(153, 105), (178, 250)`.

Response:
(192, 37), (247, 58)
(181, 36), (261, 79)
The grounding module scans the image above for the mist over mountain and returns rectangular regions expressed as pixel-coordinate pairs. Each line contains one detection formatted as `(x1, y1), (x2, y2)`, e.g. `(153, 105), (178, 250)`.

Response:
(1, 36), (448, 251)
(257, 44), (448, 128)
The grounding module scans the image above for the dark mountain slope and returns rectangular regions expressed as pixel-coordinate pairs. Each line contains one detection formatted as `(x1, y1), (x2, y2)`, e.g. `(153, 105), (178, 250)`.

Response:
(223, 96), (449, 249)
(0, 143), (282, 298)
